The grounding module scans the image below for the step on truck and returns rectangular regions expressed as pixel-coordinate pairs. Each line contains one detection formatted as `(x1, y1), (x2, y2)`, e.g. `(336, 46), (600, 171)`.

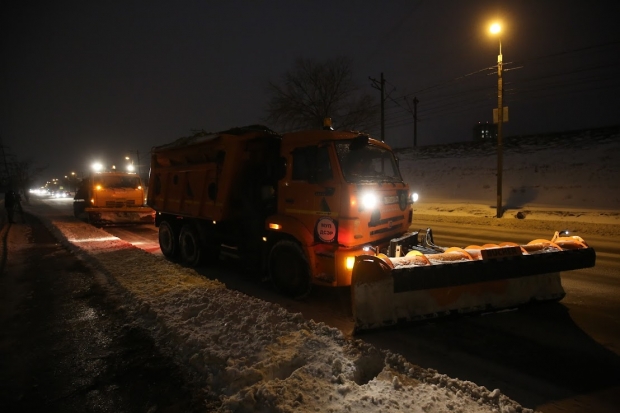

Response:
(147, 124), (595, 332)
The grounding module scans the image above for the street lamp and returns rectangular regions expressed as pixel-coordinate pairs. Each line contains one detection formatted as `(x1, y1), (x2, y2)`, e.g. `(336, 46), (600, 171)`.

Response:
(490, 22), (504, 218)
(126, 151), (142, 178)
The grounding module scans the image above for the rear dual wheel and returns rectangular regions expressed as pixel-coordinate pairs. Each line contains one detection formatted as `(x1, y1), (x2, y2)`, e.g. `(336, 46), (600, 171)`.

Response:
(159, 221), (179, 260)
(269, 240), (312, 299)
(179, 225), (204, 267)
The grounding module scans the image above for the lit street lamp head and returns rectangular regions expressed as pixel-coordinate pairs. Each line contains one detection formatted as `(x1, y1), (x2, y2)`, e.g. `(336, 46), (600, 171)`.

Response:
(490, 23), (501, 35)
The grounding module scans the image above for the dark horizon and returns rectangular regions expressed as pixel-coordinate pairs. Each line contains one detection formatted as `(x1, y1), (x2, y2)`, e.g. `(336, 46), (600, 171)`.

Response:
(2, 0), (619, 184)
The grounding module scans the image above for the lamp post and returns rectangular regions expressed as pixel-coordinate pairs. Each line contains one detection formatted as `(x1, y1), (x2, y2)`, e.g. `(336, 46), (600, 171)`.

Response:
(490, 23), (503, 218)
(125, 156), (135, 172)
(70, 171), (77, 191)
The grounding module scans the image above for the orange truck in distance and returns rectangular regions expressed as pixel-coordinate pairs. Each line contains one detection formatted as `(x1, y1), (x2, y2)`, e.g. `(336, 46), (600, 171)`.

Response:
(74, 170), (154, 226)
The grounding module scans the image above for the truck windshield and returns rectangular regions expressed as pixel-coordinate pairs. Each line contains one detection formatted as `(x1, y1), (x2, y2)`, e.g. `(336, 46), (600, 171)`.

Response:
(94, 175), (142, 189)
(335, 141), (402, 183)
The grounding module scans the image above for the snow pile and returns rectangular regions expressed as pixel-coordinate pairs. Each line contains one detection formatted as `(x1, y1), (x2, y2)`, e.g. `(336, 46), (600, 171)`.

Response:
(26, 207), (531, 413)
(398, 127), (620, 221)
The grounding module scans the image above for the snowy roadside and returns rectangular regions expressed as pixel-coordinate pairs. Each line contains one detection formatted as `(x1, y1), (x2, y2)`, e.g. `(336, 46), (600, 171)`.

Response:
(411, 202), (620, 238)
(21, 200), (534, 413)
(398, 127), (620, 226)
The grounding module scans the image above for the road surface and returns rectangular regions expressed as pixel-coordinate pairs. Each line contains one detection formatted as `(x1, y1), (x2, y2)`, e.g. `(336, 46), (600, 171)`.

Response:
(32, 196), (620, 412)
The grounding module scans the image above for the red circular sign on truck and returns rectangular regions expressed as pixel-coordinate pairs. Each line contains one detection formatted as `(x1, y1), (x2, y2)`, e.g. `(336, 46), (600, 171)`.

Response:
(316, 217), (337, 243)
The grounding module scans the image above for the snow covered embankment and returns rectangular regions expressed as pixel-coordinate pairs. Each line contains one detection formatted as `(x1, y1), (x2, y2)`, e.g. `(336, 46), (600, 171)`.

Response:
(398, 128), (620, 223)
(32, 209), (533, 413)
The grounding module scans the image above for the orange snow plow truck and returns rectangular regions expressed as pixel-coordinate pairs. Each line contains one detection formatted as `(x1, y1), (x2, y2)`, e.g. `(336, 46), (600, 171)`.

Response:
(74, 171), (155, 226)
(147, 124), (596, 332)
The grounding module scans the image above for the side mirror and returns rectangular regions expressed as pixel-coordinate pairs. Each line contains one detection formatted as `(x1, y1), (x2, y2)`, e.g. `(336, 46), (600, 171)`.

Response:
(350, 135), (369, 151)
(276, 156), (287, 180)
(216, 150), (226, 165)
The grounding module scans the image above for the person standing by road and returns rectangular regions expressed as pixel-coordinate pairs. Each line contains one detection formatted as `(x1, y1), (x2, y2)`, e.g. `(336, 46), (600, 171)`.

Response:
(4, 189), (16, 223)
(14, 191), (24, 223)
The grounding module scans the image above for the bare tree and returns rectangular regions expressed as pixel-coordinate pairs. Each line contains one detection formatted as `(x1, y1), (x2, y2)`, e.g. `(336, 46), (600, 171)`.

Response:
(264, 57), (378, 132)
(10, 159), (46, 203)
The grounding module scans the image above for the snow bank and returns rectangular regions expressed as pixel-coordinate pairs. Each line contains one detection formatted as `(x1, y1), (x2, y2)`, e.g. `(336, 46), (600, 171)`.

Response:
(26, 205), (532, 413)
(398, 127), (620, 216)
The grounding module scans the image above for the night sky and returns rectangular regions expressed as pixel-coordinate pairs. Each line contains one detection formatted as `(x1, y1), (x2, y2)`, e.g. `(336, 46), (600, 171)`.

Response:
(2, 0), (619, 183)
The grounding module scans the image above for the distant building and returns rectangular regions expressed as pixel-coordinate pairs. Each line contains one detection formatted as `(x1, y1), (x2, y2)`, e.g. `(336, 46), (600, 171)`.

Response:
(473, 122), (497, 141)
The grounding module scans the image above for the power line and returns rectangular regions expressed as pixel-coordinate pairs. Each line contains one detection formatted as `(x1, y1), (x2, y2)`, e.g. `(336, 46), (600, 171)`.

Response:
(383, 40), (619, 108)
(512, 40), (620, 66)
(363, 40), (620, 142)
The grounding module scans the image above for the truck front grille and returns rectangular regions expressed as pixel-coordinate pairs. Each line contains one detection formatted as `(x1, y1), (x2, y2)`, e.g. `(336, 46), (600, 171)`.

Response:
(368, 215), (404, 228)
(368, 215), (405, 236)
(105, 200), (136, 208)
(370, 223), (403, 236)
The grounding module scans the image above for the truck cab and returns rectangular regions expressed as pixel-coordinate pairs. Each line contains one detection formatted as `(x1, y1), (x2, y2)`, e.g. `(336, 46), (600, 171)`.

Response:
(267, 130), (414, 292)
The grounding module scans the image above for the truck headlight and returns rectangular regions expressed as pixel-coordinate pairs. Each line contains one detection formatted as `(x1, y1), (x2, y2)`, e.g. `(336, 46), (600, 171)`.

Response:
(411, 192), (419, 203)
(360, 192), (378, 210)
(345, 256), (355, 270)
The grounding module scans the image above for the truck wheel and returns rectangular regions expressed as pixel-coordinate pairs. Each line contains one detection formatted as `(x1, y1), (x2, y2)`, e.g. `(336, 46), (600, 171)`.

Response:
(269, 240), (312, 299)
(179, 224), (203, 267)
(159, 221), (179, 260)
(73, 201), (85, 218)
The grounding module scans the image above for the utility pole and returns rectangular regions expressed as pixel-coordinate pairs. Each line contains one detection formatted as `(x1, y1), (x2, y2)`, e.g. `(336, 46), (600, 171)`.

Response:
(369, 73), (386, 142)
(404, 96), (419, 148)
(136, 150), (141, 178)
(496, 40), (504, 218)
(490, 22), (505, 218)
(413, 96), (418, 147)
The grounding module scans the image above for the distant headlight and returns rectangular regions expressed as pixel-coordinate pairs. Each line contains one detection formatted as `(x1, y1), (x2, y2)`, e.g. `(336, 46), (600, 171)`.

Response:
(361, 192), (378, 210)
(411, 192), (419, 203)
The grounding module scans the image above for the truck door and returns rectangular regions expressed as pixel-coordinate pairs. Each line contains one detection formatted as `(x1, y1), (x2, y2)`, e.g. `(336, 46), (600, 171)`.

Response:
(279, 144), (341, 244)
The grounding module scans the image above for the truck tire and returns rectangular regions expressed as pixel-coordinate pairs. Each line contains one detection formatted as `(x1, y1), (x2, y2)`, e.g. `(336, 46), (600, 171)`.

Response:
(269, 240), (312, 299)
(159, 221), (179, 260)
(73, 201), (85, 218)
(179, 224), (203, 267)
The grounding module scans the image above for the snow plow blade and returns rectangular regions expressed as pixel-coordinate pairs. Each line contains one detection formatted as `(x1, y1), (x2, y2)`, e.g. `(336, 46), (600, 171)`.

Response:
(85, 206), (155, 226)
(351, 230), (596, 332)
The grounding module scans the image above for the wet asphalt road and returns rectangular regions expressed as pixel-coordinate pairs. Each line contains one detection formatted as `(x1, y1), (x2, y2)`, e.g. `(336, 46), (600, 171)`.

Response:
(0, 212), (205, 412)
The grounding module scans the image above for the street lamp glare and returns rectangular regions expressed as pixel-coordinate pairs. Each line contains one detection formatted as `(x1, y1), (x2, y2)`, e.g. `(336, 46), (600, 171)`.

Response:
(490, 23), (501, 35)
